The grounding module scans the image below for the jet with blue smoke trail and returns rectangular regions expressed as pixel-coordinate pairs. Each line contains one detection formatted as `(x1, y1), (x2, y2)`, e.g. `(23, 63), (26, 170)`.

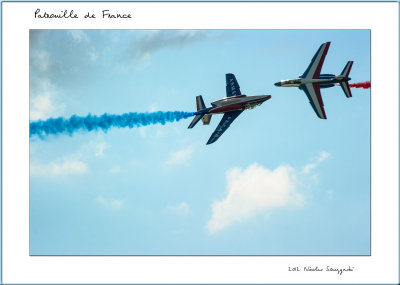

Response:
(188, 73), (271, 145)
(30, 111), (195, 138)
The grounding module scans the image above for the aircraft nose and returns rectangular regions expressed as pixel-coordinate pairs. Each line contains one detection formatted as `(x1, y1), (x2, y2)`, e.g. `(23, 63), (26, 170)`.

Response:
(274, 82), (281, 87)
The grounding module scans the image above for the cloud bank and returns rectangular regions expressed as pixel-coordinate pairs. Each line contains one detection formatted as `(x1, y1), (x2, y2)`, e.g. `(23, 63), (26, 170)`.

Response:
(125, 30), (208, 62)
(30, 31), (65, 121)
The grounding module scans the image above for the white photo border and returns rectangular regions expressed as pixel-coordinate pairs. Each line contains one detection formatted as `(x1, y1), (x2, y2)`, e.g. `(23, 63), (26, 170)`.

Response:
(2, 1), (398, 284)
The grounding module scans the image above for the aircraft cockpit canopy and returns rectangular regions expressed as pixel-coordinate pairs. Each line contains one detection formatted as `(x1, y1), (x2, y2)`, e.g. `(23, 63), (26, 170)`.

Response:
(284, 79), (301, 85)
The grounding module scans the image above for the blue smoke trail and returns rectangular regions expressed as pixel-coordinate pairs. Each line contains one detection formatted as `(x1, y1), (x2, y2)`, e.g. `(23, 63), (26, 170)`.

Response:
(30, 111), (195, 138)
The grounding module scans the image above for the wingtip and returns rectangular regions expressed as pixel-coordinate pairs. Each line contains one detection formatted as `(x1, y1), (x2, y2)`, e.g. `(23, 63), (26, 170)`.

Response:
(206, 138), (215, 145)
(318, 112), (327, 120)
(322, 41), (331, 49)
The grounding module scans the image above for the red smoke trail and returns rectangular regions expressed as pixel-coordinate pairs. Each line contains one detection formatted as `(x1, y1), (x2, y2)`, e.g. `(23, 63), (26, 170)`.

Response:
(348, 81), (371, 89)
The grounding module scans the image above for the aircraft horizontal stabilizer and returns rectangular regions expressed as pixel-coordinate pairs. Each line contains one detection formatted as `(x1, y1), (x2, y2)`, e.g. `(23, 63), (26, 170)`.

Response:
(339, 81), (352, 98)
(188, 114), (204, 129)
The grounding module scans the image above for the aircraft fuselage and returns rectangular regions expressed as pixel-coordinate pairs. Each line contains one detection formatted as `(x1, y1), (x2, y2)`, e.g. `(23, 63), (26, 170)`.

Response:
(195, 94), (271, 116)
(275, 74), (351, 89)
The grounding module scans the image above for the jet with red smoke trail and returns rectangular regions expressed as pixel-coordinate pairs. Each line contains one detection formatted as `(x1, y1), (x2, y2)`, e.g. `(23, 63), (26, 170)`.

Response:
(188, 73), (271, 145)
(274, 42), (353, 119)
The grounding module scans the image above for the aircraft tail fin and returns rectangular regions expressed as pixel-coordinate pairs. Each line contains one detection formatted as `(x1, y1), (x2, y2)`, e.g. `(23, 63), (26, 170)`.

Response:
(339, 61), (353, 98)
(188, 95), (208, 129)
(196, 95), (206, 111)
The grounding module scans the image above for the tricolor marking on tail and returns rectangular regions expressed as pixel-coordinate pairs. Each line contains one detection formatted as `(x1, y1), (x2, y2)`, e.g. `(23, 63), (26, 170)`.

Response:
(338, 61), (353, 98)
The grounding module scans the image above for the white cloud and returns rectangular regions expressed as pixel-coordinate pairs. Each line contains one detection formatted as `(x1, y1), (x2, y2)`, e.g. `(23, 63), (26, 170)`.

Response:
(30, 47), (64, 121)
(148, 104), (159, 112)
(29, 67), (65, 120)
(29, 49), (65, 120)
(88, 50), (98, 62)
(206, 163), (303, 234)
(68, 30), (99, 63)
(30, 90), (65, 120)
(30, 139), (110, 180)
(95, 196), (123, 210)
(30, 30), (101, 122)
(302, 151), (331, 174)
(166, 145), (194, 165)
(31, 50), (50, 72)
(206, 152), (330, 234)
(156, 129), (167, 138)
(108, 165), (121, 174)
(30, 159), (87, 177)
(93, 141), (108, 157)
(139, 127), (147, 139)
(76, 139), (108, 159)
(166, 202), (190, 216)
(69, 30), (89, 44)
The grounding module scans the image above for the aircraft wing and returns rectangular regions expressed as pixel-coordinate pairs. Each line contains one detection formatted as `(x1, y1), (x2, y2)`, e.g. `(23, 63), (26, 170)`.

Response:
(301, 42), (331, 79)
(206, 110), (243, 144)
(301, 83), (327, 119)
(226, 73), (242, 97)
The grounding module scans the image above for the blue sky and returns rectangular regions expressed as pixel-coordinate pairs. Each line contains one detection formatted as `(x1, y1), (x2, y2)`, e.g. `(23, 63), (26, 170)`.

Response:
(29, 30), (370, 255)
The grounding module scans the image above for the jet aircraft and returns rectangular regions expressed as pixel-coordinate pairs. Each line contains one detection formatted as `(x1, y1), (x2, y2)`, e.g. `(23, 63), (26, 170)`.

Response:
(188, 73), (271, 145)
(274, 42), (353, 119)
